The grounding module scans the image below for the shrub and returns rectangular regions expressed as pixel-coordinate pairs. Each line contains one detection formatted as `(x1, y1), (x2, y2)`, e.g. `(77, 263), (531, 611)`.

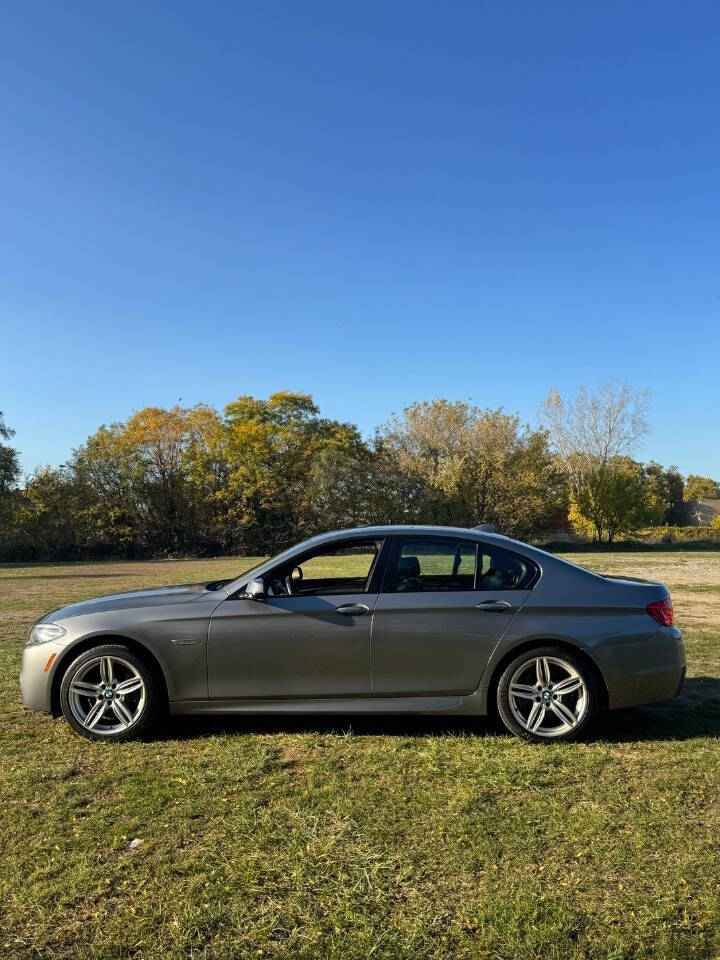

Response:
(649, 524), (720, 543)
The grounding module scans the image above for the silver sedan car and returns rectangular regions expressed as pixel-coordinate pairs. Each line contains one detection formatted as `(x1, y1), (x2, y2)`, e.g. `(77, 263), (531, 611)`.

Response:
(20, 525), (685, 743)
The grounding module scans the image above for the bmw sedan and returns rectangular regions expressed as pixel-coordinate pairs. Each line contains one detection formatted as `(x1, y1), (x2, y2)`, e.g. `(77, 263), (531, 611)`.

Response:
(20, 525), (685, 742)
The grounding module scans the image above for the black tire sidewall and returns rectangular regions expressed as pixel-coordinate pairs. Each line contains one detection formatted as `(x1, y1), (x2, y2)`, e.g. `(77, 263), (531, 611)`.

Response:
(496, 645), (598, 743)
(59, 644), (158, 742)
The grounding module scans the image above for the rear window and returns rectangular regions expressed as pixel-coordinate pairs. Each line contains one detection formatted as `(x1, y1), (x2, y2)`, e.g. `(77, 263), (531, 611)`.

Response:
(383, 537), (536, 592)
(383, 538), (477, 593)
(477, 548), (531, 590)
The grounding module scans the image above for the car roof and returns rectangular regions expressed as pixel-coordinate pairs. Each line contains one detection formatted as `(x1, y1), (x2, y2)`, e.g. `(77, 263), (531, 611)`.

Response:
(276, 524), (549, 559)
(312, 524), (519, 544)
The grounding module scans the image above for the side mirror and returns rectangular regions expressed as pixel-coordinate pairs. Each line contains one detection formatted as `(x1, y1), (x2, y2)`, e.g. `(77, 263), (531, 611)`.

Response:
(242, 578), (266, 600)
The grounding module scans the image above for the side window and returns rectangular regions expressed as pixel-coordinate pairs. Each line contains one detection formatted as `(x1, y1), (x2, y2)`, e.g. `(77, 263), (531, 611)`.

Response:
(477, 548), (530, 590)
(270, 541), (380, 596)
(383, 538), (477, 593)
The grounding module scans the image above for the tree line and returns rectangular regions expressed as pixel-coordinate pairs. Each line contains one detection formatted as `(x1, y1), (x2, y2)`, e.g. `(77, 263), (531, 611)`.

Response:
(1, 383), (719, 561)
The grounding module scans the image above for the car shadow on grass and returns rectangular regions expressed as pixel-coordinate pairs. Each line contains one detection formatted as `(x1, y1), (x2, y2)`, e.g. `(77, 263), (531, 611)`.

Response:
(590, 676), (720, 744)
(150, 677), (720, 745)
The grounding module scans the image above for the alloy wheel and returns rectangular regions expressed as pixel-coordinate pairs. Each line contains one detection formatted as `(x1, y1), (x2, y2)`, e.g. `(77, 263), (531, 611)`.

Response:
(67, 655), (147, 736)
(507, 655), (588, 738)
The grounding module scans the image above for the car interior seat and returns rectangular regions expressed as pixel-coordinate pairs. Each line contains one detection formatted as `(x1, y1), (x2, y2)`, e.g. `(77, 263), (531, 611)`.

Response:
(395, 555), (422, 591)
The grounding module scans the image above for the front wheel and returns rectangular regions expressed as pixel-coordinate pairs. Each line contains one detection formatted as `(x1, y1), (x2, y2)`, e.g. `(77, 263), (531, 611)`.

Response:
(496, 646), (598, 742)
(59, 644), (159, 742)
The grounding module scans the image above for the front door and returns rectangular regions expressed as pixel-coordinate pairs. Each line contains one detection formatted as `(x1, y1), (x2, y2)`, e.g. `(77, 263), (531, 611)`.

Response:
(208, 539), (384, 699)
(371, 536), (532, 696)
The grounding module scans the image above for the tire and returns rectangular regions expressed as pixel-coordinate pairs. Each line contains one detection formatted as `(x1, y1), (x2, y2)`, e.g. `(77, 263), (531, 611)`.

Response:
(496, 645), (598, 743)
(59, 644), (159, 742)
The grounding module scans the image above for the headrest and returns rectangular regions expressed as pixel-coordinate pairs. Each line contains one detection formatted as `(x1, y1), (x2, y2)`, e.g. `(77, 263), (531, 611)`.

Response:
(489, 557), (519, 585)
(397, 555), (421, 579)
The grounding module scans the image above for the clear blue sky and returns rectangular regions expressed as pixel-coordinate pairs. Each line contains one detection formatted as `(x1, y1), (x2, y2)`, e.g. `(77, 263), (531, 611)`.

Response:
(1, 1), (719, 477)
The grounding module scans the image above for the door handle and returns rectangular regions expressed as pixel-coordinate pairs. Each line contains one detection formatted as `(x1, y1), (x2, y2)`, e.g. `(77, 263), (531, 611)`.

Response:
(474, 600), (513, 612)
(335, 603), (370, 616)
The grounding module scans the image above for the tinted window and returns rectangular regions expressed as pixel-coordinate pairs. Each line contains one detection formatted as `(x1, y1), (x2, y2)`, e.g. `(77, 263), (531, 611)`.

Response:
(270, 541), (379, 596)
(477, 548), (530, 590)
(384, 538), (477, 593)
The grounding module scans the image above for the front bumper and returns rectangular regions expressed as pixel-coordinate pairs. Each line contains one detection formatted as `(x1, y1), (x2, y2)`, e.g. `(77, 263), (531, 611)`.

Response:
(594, 626), (686, 710)
(20, 642), (62, 713)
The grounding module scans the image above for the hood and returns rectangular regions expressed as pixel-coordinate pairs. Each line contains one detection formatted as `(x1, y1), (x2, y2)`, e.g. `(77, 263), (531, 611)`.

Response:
(42, 582), (214, 623)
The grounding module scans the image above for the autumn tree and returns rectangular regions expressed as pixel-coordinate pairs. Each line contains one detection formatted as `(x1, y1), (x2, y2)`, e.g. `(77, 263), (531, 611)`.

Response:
(308, 443), (377, 532)
(72, 405), (219, 554)
(190, 392), (372, 552)
(567, 457), (656, 542)
(684, 475), (720, 501)
(374, 399), (563, 538)
(2, 386), (707, 559)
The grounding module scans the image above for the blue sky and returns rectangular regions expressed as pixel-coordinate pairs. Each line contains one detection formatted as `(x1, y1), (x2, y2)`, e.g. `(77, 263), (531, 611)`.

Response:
(1, 1), (719, 477)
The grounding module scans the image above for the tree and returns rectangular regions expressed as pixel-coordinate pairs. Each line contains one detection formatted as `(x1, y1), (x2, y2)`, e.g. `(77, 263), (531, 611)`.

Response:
(193, 392), (370, 552)
(5, 384), (707, 560)
(541, 380), (650, 475)
(0, 411), (21, 557)
(0, 410), (20, 499)
(72, 405), (220, 554)
(684, 475), (720, 501)
(568, 457), (655, 542)
(71, 423), (142, 552)
(541, 381), (651, 540)
(119, 404), (220, 552)
(11, 466), (88, 559)
(308, 444), (376, 531)
(644, 461), (684, 524)
(373, 399), (564, 538)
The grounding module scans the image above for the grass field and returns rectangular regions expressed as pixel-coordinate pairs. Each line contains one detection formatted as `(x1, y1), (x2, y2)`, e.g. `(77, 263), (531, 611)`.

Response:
(2, 551), (720, 960)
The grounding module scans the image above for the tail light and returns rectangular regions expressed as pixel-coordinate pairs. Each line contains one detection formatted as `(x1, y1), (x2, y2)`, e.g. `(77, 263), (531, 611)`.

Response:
(646, 597), (674, 626)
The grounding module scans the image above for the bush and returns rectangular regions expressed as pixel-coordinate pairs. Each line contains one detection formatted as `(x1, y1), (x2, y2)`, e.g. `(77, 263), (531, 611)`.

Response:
(712, 515), (720, 531)
(648, 524), (720, 544)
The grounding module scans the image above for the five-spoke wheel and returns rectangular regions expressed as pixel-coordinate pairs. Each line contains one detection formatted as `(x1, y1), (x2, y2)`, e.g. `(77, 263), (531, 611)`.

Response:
(496, 646), (597, 742)
(60, 644), (159, 741)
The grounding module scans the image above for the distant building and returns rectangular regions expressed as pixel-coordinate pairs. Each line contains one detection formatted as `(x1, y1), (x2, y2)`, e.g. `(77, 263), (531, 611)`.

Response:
(679, 499), (720, 526)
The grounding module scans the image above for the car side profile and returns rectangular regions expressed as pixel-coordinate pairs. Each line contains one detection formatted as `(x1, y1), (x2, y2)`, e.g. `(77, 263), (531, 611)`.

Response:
(20, 525), (686, 743)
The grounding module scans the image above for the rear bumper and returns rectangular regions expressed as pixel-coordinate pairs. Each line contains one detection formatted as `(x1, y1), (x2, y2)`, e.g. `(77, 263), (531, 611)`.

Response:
(594, 626), (686, 710)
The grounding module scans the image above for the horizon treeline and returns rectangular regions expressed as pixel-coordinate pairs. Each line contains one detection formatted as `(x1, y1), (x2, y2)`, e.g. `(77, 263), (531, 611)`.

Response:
(1, 388), (719, 562)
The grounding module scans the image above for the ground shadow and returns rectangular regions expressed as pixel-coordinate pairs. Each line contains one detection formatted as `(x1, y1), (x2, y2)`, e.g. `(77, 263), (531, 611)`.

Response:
(591, 676), (720, 744)
(148, 677), (720, 745)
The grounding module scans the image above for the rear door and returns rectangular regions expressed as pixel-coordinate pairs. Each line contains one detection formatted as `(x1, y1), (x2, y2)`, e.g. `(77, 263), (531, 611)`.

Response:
(370, 536), (533, 696)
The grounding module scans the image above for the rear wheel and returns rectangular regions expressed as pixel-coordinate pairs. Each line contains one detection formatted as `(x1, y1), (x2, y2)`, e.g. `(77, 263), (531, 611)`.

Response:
(496, 646), (598, 742)
(59, 644), (159, 742)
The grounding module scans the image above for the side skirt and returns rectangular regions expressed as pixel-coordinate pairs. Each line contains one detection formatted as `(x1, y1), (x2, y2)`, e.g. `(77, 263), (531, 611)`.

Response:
(170, 694), (486, 716)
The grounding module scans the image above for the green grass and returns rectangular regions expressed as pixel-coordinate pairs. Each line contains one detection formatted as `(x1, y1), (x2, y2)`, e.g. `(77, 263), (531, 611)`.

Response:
(2, 552), (720, 959)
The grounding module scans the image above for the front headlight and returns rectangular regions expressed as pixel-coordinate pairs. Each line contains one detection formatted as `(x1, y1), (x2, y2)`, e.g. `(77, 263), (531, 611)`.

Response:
(27, 623), (67, 646)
